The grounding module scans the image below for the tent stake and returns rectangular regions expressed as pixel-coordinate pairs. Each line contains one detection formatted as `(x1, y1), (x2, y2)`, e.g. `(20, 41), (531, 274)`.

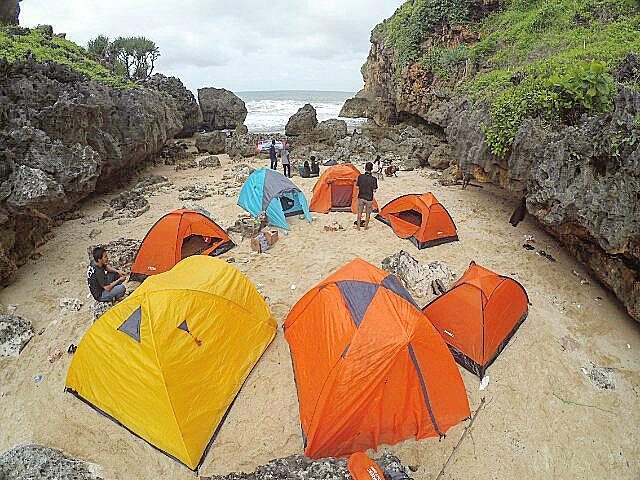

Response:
(436, 397), (486, 480)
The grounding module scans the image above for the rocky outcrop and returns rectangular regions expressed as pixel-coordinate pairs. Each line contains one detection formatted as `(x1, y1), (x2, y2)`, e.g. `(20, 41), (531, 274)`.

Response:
(195, 131), (226, 154)
(0, 314), (34, 357)
(0, 0), (19, 25)
(204, 452), (412, 480)
(0, 444), (103, 480)
(198, 87), (247, 130)
(143, 74), (202, 137)
(346, 3), (640, 321)
(0, 42), (197, 286)
(285, 103), (318, 136)
(313, 119), (348, 144)
(382, 250), (456, 302)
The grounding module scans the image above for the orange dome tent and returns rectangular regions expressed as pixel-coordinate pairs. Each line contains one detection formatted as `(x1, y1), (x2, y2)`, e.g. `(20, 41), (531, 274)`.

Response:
(309, 164), (379, 213)
(376, 193), (458, 248)
(284, 258), (470, 459)
(422, 261), (529, 378)
(131, 209), (234, 281)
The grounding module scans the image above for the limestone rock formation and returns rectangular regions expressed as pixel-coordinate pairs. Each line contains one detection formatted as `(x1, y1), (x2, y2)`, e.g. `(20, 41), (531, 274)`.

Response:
(382, 250), (456, 301)
(198, 87), (247, 130)
(199, 156), (221, 168)
(345, 1), (640, 321)
(144, 74), (203, 137)
(0, 314), (34, 357)
(285, 103), (318, 136)
(195, 131), (226, 154)
(204, 452), (412, 480)
(314, 118), (348, 144)
(0, 42), (196, 286)
(0, 444), (103, 479)
(0, 0), (19, 25)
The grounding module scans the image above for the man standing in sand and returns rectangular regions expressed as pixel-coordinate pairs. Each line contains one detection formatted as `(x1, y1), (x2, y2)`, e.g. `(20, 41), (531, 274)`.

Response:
(356, 162), (378, 231)
(281, 143), (290, 177)
(269, 139), (278, 170)
(87, 247), (127, 303)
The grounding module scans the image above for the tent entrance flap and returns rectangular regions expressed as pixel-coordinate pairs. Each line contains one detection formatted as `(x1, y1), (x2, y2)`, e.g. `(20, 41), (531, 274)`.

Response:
(394, 209), (423, 226)
(331, 184), (353, 209)
(180, 235), (223, 259)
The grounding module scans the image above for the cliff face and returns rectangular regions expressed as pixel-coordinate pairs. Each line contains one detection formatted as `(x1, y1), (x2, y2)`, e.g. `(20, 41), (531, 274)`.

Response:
(344, 0), (640, 321)
(0, 54), (200, 285)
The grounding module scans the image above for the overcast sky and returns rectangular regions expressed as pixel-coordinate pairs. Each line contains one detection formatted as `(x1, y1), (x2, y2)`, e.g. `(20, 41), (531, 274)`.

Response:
(20, 0), (404, 94)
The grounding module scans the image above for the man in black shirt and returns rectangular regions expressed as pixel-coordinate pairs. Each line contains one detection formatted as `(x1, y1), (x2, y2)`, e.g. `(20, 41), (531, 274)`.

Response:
(356, 162), (378, 231)
(87, 247), (127, 303)
(269, 139), (278, 170)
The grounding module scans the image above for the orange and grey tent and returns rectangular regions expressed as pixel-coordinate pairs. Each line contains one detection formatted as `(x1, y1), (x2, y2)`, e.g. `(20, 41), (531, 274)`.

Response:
(65, 256), (277, 470)
(309, 164), (379, 213)
(131, 209), (234, 281)
(284, 258), (470, 459)
(422, 261), (529, 378)
(376, 193), (458, 248)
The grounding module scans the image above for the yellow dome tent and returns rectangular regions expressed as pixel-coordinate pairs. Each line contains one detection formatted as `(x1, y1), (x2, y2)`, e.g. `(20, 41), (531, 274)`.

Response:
(65, 255), (277, 470)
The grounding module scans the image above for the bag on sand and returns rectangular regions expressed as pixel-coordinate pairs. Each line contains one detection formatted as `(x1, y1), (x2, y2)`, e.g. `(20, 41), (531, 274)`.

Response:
(348, 452), (385, 480)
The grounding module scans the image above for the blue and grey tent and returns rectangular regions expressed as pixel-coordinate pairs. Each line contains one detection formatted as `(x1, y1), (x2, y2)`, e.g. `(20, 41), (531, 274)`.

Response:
(238, 168), (312, 230)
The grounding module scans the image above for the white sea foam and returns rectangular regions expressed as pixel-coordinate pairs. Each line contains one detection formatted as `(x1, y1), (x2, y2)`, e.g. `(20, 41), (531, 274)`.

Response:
(238, 90), (365, 134)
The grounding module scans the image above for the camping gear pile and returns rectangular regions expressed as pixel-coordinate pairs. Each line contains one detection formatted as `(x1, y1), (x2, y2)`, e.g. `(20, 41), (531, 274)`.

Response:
(67, 160), (530, 472)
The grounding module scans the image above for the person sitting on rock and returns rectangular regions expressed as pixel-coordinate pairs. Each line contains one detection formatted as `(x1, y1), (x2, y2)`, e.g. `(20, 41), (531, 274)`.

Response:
(310, 156), (320, 177)
(87, 247), (127, 303)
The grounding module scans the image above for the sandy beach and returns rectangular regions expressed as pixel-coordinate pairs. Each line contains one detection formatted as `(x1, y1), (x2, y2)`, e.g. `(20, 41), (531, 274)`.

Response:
(1, 152), (638, 479)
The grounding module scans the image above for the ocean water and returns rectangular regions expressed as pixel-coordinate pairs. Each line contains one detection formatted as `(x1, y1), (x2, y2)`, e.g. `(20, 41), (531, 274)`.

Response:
(237, 90), (364, 134)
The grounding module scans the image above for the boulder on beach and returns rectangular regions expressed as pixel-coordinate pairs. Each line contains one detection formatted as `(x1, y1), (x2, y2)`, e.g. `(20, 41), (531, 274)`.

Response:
(285, 103), (318, 136)
(198, 87), (247, 130)
(0, 314), (34, 357)
(0, 444), (103, 480)
(195, 131), (226, 154)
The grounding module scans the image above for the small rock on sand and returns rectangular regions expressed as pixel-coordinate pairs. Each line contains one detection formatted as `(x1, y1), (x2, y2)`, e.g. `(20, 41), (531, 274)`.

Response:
(0, 314), (35, 357)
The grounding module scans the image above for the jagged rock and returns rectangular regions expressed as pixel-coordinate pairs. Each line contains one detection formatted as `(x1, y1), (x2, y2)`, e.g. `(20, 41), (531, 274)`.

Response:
(204, 452), (412, 480)
(199, 156), (221, 169)
(222, 163), (256, 183)
(198, 87), (247, 130)
(0, 315), (34, 357)
(225, 132), (262, 159)
(285, 104), (318, 136)
(235, 124), (249, 135)
(107, 192), (150, 218)
(195, 131), (226, 154)
(439, 164), (463, 186)
(0, 51), (196, 287)
(0, 0), (20, 25)
(227, 212), (268, 238)
(174, 160), (199, 171)
(314, 119), (348, 144)
(428, 143), (454, 169)
(160, 142), (190, 163)
(133, 174), (170, 194)
(58, 298), (83, 311)
(91, 301), (112, 321)
(0, 444), (103, 479)
(178, 183), (213, 201)
(87, 238), (141, 271)
(382, 250), (456, 300)
(143, 74), (203, 137)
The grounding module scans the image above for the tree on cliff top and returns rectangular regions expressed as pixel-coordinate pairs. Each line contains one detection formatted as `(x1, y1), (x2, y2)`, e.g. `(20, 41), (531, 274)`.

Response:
(87, 35), (160, 82)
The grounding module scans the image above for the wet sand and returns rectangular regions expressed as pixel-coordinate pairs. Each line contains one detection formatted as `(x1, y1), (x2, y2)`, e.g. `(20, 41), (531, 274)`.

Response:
(1, 152), (638, 479)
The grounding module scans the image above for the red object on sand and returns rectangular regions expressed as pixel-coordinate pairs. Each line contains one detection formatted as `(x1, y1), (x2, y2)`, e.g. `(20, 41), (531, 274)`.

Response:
(348, 452), (385, 480)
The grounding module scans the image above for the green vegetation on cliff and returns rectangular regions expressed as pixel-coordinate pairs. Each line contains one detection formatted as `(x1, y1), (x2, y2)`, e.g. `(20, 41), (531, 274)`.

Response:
(380, 0), (640, 157)
(0, 26), (134, 87)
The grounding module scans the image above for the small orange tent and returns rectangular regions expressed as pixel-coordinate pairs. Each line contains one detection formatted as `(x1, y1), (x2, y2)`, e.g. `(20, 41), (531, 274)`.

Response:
(422, 261), (529, 378)
(131, 209), (234, 281)
(284, 258), (470, 459)
(309, 164), (379, 213)
(376, 193), (458, 248)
